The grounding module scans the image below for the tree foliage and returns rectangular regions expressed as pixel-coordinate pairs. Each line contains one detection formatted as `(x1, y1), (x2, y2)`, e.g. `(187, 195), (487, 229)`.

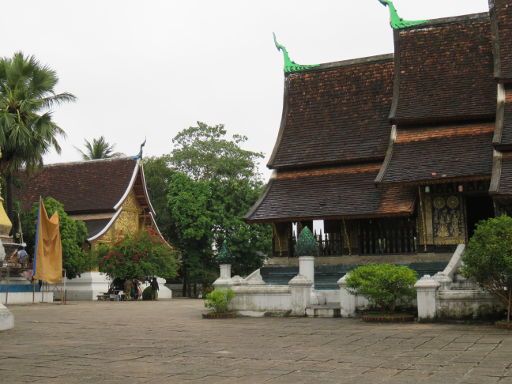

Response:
(21, 197), (94, 279)
(143, 156), (174, 240)
(0, 52), (75, 217)
(77, 136), (122, 160)
(171, 122), (261, 181)
(142, 123), (272, 294)
(168, 123), (271, 281)
(346, 264), (418, 312)
(463, 215), (512, 322)
(98, 230), (179, 281)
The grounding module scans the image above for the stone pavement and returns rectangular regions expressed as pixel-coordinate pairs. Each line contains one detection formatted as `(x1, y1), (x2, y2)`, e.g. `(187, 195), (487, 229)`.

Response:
(1, 300), (512, 384)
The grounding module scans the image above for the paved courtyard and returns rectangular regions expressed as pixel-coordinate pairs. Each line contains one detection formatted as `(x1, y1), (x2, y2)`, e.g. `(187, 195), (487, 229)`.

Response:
(1, 300), (512, 384)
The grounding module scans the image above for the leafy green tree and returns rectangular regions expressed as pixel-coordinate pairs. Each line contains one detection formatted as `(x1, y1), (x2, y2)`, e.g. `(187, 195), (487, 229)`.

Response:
(0, 52), (75, 218)
(346, 264), (418, 312)
(76, 136), (122, 160)
(142, 156), (174, 239)
(21, 197), (95, 279)
(153, 122), (271, 295)
(171, 122), (262, 181)
(98, 230), (179, 281)
(463, 216), (512, 323)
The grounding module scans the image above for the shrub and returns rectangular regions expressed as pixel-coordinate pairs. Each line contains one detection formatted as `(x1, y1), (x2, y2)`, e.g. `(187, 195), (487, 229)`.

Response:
(295, 227), (318, 257)
(346, 264), (418, 312)
(463, 215), (512, 323)
(142, 286), (154, 301)
(99, 230), (179, 281)
(204, 288), (235, 313)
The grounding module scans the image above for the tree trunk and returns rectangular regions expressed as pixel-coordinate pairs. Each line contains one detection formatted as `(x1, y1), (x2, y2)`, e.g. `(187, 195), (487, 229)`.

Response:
(182, 266), (187, 297)
(508, 287), (511, 323)
(5, 173), (13, 222)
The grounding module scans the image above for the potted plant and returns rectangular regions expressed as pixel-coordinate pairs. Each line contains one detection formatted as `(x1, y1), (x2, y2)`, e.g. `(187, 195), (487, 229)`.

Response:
(203, 288), (236, 319)
(346, 264), (417, 322)
(463, 216), (512, 329)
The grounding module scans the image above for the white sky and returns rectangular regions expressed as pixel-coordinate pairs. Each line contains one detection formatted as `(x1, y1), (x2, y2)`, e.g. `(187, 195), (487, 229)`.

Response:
(1, 0), (489, 178)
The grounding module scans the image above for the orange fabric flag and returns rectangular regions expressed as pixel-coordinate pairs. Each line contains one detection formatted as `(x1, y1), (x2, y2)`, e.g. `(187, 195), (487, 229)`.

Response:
(33, 199), (63, 284)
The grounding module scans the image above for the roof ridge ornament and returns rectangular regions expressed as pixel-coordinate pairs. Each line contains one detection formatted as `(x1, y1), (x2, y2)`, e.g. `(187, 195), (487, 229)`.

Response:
(378, 0), (428, 29)
(135, 137), (146, 160)
(273, 33), (319, 74)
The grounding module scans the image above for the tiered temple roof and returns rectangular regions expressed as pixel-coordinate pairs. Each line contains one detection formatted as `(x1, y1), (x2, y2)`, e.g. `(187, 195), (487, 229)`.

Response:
(14, 158), (162, 243)
(248, 1), (512, 224)
(267, 55), (394, 169)
(247, 55), (417, 222)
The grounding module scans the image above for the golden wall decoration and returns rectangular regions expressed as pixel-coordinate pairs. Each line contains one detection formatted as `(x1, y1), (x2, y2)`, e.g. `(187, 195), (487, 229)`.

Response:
(432, 194), (466, 245)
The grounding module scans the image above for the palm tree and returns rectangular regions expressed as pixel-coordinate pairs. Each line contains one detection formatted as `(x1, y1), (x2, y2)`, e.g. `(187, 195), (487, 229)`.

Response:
(0, 52), (76, 219)
(77, 136), (122, 160)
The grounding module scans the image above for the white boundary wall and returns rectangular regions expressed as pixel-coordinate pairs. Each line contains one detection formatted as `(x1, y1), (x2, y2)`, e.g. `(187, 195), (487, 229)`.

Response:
(415, 245), (503, 321)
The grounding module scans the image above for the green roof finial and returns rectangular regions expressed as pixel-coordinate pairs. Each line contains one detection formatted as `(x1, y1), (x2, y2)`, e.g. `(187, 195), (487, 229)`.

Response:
(216, 240), (234, 265)
(273, 33), (319, 74)
(378, 0), (427, 29)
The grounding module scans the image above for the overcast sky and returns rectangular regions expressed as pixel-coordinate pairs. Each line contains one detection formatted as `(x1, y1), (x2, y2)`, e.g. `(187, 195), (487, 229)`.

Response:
(1, 0), (488, 178)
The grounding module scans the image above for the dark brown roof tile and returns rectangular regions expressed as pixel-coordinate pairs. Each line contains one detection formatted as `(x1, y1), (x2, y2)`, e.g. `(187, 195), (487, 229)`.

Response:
(14, 158), (138, 214)
(268, 56), (394, 169)
(246, 164), (415, 222)
(392, 14), (496, 124)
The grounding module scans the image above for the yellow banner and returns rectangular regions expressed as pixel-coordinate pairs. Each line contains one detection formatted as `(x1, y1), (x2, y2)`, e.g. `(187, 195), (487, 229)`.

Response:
(34, 199), (63, 284)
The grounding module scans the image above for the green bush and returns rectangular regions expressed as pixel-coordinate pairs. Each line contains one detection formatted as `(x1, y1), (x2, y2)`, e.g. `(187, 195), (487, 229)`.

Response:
(98, 230), (179, 281)
(142, 286), (154, 301)
(295, 227), (318, 257)
(346, 264), (418, 312)
(204, 288), (235, 313)
(463, 215), (512, 323)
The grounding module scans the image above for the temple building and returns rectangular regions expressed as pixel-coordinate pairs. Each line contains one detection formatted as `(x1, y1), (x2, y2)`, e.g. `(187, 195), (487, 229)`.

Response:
(10, 156), (171, 300)
(14, 157), (166, 247)
(246, 0), (512, 282)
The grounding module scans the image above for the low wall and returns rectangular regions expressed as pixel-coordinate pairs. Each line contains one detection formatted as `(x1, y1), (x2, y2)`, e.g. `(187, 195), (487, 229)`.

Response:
(230, 285), (291, 313)
(54, 272), (110, 301)
(416, 245), (504, 321)
(0, 291), (53, 304)
(437, 289), (502, 320)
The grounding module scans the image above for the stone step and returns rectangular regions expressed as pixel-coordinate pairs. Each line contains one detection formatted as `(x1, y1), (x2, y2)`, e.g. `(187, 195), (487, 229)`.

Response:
(306, 304), (341, 318)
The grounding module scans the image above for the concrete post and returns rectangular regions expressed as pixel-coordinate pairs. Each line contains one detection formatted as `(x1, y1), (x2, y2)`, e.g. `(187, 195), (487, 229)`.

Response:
(338, 275), (356, 317)
(213, 264), (233, 288)
(298, 256), (315, 287)
(289, 275), (313, 316)
(415, 275), (440, 321)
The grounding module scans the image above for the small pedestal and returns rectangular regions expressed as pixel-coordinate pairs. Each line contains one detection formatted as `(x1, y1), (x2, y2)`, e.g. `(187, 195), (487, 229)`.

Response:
(213, 264), (233, 288)
(289, 275), (312, 316)
(338, 275), (356, 317)
(415, 275), (440, 321)
(298, 256), (315, 286)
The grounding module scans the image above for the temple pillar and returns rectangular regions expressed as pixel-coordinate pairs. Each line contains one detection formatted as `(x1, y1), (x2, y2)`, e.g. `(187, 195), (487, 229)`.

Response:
(415, 275), (440, 321)
(273, 222), (292, 257)
(289, 275), (312, 316)
(338, 275), (356, 317)
(298, 256), (315, 286)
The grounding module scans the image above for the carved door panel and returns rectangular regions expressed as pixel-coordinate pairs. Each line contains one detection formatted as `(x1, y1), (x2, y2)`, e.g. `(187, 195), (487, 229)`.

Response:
(432, 194), (466, 245)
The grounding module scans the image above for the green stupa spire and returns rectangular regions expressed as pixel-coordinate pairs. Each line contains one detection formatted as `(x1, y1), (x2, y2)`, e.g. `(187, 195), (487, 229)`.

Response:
(378, 0), (428, 29)
(273, 33), (319, 74)
(216, 240), (234, 265)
